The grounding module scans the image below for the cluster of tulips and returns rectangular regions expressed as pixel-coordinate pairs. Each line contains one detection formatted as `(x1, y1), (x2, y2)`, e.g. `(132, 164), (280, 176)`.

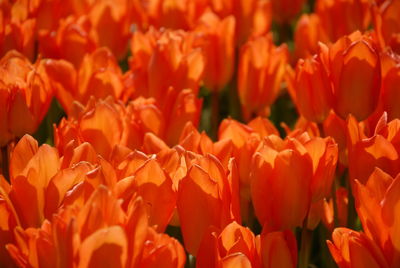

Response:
(1, 0), (400, 267)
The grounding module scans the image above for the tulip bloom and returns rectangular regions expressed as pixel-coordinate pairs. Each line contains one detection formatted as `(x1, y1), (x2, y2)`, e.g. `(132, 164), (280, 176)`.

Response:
(346, 114), (400, 185)
(294, 13), (329, 60)
(259, 230), (298, 268)
(195, 12), (235, 92)
(55, 90), (202, 158)
(270, 0), (306, 23)
(197, 221), (260, 267)
(210, 0), (272, 45)
(316, 0), (372, 41)
(0, 51), (53, 146)
(177, 156), (240, 255)
(294, 55), (334, 123)
(87, 0), (131, 59)
(6, 186), (186, 268)
(38, 15), (97, 67)
(44, 47), (126, 114)
(327, 228), (390, 268)
(379, 50), (400, 121)
(238, 35), (288, 120)
(374, 0), (400, 53)
(352, 168), (400, 266)
(323, 31), (381, 121)
(218, 117), (278, 223)
(0, 18), (36, 61)
(251, 136), (313, 231)
(251, 133), (337, 231)
(128, 28), (205, 102)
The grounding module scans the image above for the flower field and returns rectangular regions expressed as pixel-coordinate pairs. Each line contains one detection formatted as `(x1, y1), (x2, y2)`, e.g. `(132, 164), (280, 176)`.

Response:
(0, 0), (400, 267)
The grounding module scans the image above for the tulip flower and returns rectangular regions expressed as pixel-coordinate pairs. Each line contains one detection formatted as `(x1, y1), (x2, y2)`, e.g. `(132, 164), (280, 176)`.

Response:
(251, 135), (313, 231)
(144, 0), (208, 30)
(177, 155), (240, 255)
(379, 50), (400, 121)
(346, 114), (400, 185)
(54, 90), (202, 158)
(259, 229), (298, 268)
(0, 18), (36, 61)
(327, 228), (390, 268)
(195, 12), (235, 92)
(197, 221), (297, 268)
(114, 156), (177, 232)
(0, 51), (53, 146)
(374, 0), (400, 53)
(210, 0), (272, 45)
(294, 55), (334, 123)
(38, 15), (97, 67)
(44, 47), (126, 114)
(218, 117), (278, 223)
(352, 168), (400, 266)
(294, 14), (329, 60)
(87, 0), (131, 59)
(323, 31), (381, 121)
(178, 122), (233, 167)
(251, 133), (337, 231)
(6, 186), (186, 267)
(323, 111), (349, 166)
(197, 221), (260, 268)
(270, 0), (306, 24)
(128, 28), (205, 103)
(238, 34), (288, 120)
(316, 0), (372, 41)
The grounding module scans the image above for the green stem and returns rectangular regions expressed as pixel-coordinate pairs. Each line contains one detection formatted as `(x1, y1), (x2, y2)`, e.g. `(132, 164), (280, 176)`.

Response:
(211, 90), (219, 140)
(1, 146), (9, 181)
(298, 220), (312, 268)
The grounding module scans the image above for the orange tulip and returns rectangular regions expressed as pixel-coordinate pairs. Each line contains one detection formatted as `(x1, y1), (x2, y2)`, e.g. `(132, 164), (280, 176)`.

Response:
(141, 0), (208, 30)
(195, 12), (235, 92)
(316, 0), (372, 41)
(44, 47), (126, 114)
(294, 55), (334, 123)
(294, 14), (329, 60)
(140, 227), (186, 268)
(353, 168), (400, 266)
(379, 50), (400, 121)
(6, 186), (186, 268)
(197, 221), (260, 268)
(238, 34), (288, 120)
(323, 31), (381, 121)
(197, 221), (297, 268)
(0, 51), (53, 146)
(251, 133), (338, 231)
(259, 230), (298, 268)
(250, 135), (313, 231)
(178, 122), (233, 167)
(210, 0), (272, 45)
(177, 155), (240, 255)
(270, 0), (306, 23)
(54, 91), (202, 158)
(0, 135), (109, 229)
(323, 110), (348, 166)
(38, 15), (97, 67)
(327, 228), (389, 268)
(87, 0), (131, 59)
(218, 117), (278, 223)
(114, 155), (177, 232)
(346, 114), (400, 185)
(128, 28), (205, 102)
(374, 0), (400, 53)
(0, 18), (36, 61)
